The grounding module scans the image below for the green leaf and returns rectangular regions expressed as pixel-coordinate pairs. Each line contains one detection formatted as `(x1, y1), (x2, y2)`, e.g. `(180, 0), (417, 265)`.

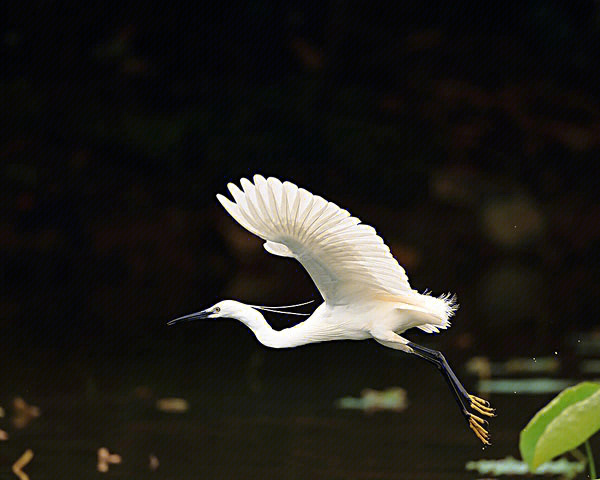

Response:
(534, 391), (600, 468)
(520, 382), (600, 470)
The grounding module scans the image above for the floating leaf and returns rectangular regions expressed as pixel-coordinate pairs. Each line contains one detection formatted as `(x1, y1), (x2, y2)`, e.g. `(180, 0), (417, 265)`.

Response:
(478, 378), (575, 394)
(12, 397), (40, 429)
(520, 382), (600, 470)
(156, 397), (189, 413)
(465, 456), (584, 478)
(149, 454), (159, 471)
(97, 447), (121, 473)
(12, 449), (34, 480)
(335, 387), (408, 413)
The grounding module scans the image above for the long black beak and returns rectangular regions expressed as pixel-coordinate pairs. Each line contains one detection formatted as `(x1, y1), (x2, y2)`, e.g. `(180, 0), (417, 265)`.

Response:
(167, 310), (210, 326)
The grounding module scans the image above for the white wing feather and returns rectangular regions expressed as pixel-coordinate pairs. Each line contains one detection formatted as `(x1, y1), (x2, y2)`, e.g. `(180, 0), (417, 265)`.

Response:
(217, 175), (456, 326)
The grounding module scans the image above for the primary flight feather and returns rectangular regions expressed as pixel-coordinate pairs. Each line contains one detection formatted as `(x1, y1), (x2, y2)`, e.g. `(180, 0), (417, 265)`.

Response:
(171, 174), (495, 444)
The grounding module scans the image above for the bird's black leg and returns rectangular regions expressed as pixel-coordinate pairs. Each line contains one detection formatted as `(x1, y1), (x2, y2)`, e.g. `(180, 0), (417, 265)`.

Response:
(407, 342), (471, 405)
(407, 341), (495, 444)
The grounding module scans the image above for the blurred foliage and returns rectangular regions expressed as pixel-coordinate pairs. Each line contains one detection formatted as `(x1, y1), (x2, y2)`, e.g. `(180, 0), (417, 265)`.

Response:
(0, 0), (599, 358)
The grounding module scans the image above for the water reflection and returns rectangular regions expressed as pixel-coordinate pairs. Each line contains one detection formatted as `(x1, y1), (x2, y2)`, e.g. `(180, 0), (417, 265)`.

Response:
(2, 353), (580, 479)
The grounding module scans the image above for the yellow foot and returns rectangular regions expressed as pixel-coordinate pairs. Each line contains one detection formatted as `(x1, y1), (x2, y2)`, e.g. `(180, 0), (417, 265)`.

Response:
(469, 394), (496, 417)
(468, 414), (491, 445)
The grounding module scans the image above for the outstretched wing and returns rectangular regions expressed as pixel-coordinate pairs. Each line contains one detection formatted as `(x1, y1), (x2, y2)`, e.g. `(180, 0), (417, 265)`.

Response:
(216, 175), (413, 304)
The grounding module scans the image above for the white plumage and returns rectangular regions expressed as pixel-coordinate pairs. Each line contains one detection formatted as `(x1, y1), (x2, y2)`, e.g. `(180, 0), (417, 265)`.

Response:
(170, 174), (494, 444)
(217, 175), (456, 327)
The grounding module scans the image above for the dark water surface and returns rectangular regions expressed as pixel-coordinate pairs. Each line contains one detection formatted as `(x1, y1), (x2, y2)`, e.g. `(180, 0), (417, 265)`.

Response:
(0, 337), (576, 480)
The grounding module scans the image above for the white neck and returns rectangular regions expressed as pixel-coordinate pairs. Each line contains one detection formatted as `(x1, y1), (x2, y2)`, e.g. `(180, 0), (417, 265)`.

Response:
(234, 305), (323, 348)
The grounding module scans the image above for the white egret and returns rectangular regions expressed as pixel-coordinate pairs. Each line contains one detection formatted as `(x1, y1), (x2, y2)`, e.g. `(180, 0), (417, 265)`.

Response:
(169, 175), (495, 444)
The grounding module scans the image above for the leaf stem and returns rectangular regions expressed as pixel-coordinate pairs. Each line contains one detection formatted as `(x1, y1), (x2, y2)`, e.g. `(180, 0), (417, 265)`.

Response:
(585, 440), (596, 479)
(569, 447), (586, 463)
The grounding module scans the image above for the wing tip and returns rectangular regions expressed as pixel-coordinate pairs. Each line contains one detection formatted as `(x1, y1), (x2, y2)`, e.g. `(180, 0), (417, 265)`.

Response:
(253, 174), (267, 185)
(240, 177), (253, 191)
(216, 193), (229, 205)
(267, 176), (283, 186)
(216, 192), (237, 212)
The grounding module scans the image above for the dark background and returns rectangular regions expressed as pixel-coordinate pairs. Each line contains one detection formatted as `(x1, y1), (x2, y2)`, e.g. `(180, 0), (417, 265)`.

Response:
(1, 1), (599, 478)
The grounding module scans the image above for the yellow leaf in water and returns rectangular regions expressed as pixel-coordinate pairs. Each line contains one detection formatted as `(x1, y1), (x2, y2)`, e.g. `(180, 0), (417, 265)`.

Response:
(12, 449), (33, 480)
(156, 397), (189, 413)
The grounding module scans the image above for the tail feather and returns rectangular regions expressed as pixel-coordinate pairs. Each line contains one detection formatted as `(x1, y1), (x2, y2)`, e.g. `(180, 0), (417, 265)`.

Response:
(395, 291), (458, 333)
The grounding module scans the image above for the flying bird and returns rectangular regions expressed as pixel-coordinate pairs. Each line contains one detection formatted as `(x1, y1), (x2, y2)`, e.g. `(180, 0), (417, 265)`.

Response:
(169, 175), (494, 444)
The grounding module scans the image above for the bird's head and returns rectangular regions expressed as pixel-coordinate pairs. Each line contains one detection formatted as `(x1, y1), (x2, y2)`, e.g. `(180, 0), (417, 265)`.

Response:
(167, 300), (258, 326)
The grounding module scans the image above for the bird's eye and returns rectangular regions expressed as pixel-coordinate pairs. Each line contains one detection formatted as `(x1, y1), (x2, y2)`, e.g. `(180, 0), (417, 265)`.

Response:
(214, 307), (221, 313)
